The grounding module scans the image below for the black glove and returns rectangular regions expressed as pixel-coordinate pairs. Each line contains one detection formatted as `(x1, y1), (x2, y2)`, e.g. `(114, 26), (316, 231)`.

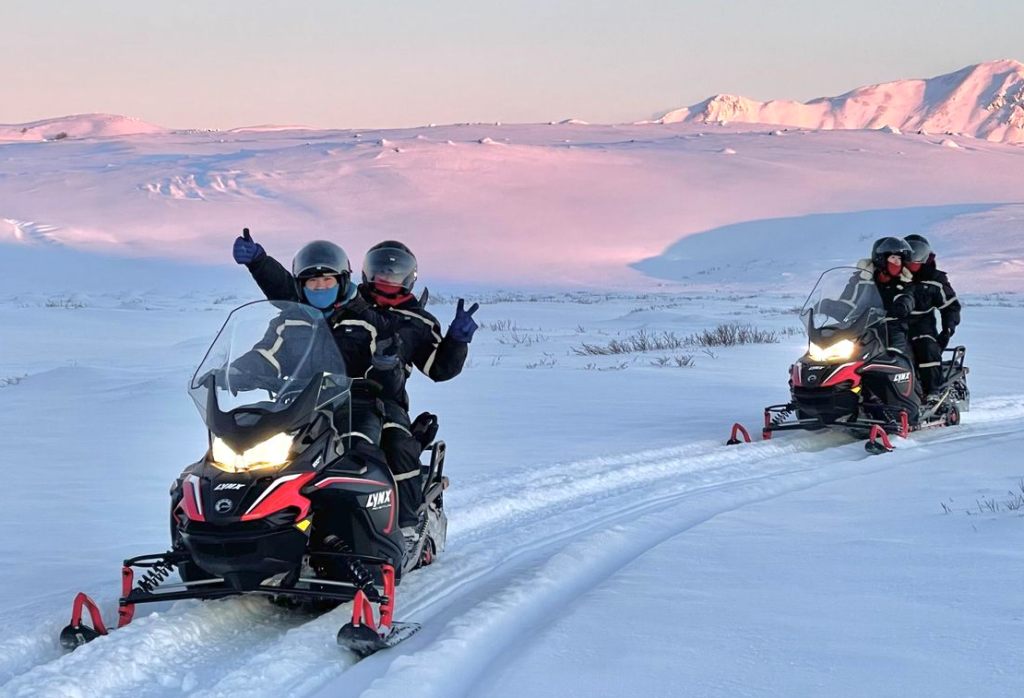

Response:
(410, 412), (439, 449)
(938, 328), (953, 349)
(891, 294), (914, 320)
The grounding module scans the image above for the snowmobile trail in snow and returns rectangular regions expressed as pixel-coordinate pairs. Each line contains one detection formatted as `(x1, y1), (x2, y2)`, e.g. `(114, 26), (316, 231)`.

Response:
(3, 395), (1024, 698)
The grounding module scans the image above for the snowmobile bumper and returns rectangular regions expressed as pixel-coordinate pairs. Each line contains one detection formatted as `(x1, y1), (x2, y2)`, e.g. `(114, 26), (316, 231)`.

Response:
(763, 403), (910, 439)
(58, 549), (400, 651)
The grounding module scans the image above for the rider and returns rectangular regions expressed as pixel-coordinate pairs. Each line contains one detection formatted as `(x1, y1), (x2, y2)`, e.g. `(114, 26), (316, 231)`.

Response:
(233, 232), (402, 448)
(904, 234), (961, 401)
(234, 231), (477, 535)
(360, 241), (477, 531)
(852, 236), (922, 423)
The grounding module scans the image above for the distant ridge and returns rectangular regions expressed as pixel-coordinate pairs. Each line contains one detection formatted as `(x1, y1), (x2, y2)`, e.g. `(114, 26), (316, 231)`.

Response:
(656, 59), (1024, 144)
(0, 113), (167, 142)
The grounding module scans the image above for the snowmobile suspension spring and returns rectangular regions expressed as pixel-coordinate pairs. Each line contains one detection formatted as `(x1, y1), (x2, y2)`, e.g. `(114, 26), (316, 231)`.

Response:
(770, 409), (792, 427)
(136, 561), (175, 593)
(323, 535), (375, 592)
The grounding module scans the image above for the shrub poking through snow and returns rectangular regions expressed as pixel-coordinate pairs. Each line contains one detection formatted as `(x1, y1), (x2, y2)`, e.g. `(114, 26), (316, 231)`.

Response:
(571, 324), (777, 355)
(45, 297), (85, 309)
(685, 323), (778, 347)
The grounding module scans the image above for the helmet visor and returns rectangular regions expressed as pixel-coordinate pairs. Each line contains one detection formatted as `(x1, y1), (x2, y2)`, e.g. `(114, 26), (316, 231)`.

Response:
(363, 247), (417, 290)
(293, 241), (351, 280)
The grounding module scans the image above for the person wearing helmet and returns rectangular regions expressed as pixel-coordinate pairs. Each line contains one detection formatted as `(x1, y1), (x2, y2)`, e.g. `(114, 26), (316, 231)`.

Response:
(359, 241), (477, 536)
(233, 230), (403, 448)
(838, 236), (923, 423)
(234, 232), (476, 544)
(867, 236), (918, 337)
(904, 235), (961, 396)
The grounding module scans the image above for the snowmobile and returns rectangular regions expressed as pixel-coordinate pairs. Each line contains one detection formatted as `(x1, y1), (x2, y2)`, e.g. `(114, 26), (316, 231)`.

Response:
(60, 300), (448, 657)
(729, 267), (969, 454)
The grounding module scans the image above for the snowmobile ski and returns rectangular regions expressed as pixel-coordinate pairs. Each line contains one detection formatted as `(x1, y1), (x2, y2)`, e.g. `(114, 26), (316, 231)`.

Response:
(864, 425), (895, 455)
(338, 620), (421, 658)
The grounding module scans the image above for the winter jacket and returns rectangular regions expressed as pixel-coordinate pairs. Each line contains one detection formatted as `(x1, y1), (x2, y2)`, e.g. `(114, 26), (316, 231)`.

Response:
(241, 255), (403, 396)
(358, 286), (469, 417)
(908, 260), (961, 339)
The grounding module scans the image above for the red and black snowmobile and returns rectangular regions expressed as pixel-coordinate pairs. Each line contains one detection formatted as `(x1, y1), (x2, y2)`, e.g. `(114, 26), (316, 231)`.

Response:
(60, 300), (448, 657)
(730, 267), (968, 454)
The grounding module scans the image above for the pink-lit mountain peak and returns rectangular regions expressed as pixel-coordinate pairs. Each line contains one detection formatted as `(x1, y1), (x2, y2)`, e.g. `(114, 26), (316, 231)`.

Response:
(660, 59), (1024, 143)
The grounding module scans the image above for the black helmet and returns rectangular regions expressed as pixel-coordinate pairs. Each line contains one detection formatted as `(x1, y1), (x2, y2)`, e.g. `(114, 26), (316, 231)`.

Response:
(291, 240), (351, 302)
(905, 237), (932, 265)
(871, 236), (912, 269)
(362, 240), (418, 295)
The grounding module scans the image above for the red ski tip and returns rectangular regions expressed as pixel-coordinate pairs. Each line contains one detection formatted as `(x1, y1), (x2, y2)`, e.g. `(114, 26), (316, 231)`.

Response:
(865, 425), (896, 455)
(59, 592), (109, 650)
(726, 423), (752, 446)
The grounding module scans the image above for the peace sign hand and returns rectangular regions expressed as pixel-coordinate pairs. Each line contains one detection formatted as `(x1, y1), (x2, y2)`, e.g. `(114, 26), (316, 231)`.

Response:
(449, 298), (480, 343)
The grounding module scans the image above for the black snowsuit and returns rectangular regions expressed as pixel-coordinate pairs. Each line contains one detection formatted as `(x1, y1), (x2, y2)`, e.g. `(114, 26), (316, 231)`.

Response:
(240, 256), (403, 448)
(244, 254), (469, 527)
(841, 260), (920, 424)
(362, 287), (468, 527)
(908, 259), (961, 394)
(843, 260), (915, 357)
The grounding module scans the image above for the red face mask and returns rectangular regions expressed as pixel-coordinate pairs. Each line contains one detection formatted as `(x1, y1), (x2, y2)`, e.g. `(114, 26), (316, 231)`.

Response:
(369, 281), (413, 307)
(906, 261), (922, 273)
(886, 260), (903, 277)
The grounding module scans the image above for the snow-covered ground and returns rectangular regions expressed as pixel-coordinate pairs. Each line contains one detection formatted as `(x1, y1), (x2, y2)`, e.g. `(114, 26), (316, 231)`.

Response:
(1, 283), (1022, 698)
(3, 67), (1024, 694)
(3, 113), (1024, 292)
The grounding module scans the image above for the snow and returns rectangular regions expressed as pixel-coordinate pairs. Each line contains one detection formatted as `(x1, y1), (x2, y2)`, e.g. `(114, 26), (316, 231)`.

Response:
(658, 59), (1024, 144)
(2, 117), (1024, 291)
(3, 67), (1024, 695)
(0, 114), (167, 142)
(1, 281), (1023, 697)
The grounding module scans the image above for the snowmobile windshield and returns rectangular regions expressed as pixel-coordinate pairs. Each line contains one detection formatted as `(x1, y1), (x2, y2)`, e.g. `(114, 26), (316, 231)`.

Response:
(800, 267), (886, 336)
(188, 300), (352, 422)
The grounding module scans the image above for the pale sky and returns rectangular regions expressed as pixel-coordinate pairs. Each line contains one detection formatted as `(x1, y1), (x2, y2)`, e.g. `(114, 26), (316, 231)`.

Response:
(2, 0), (1022, 130)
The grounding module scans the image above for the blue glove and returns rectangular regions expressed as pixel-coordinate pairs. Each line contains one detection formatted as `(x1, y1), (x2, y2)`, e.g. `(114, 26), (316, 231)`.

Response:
(233, 228), (265, 265)
(448, 298), (479, 343)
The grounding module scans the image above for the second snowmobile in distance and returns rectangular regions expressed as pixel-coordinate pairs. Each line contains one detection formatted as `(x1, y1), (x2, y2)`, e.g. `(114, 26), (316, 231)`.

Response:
(59, 300), (448, 657)
(762, 267), (969, 451)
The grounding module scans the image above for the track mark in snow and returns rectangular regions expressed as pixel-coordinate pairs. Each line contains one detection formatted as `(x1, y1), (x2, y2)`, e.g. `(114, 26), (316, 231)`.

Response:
(5, 395), (1024, 698)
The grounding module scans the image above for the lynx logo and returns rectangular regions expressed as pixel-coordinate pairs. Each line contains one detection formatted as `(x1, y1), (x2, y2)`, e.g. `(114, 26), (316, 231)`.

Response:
(215, 483), (245, 491)
(893, 372), (911, 383)
(215, 498), (234, 514)
(365, 490), (392, 510)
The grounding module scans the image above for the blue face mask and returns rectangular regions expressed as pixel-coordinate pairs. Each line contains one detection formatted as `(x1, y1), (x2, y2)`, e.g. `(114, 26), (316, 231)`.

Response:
(304, 285), (340, 310)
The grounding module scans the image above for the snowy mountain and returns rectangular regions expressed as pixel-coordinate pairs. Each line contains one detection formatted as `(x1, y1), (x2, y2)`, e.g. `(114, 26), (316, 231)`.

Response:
(657, 59), (1024, 143)
(0, 113), (167, 141)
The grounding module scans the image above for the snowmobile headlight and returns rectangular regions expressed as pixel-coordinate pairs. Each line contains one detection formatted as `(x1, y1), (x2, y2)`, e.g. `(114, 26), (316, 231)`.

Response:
(211, 433), (293, 473)
(807, 339), (856, 363)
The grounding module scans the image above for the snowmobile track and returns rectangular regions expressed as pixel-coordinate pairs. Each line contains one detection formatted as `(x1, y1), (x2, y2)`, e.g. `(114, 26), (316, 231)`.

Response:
(3, 395), (1024, 698)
